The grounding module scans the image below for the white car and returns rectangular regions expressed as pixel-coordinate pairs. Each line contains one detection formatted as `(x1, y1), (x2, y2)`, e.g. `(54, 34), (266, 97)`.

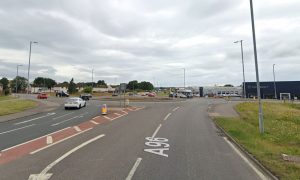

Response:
(64, 97), (86, 110)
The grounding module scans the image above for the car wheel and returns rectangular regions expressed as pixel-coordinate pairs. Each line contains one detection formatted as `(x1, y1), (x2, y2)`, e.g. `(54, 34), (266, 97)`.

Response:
(84, 102), (86, 107)
(78, 104), (81, 109)
(65, 107), (68, 110)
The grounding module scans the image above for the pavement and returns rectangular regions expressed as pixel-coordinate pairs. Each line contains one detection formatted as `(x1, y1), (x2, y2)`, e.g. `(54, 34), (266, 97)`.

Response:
(0, 98), (271, 180)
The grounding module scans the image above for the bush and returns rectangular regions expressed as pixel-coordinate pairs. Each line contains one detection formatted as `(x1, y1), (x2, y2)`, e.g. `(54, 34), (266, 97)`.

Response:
(83, 86), (92, 93)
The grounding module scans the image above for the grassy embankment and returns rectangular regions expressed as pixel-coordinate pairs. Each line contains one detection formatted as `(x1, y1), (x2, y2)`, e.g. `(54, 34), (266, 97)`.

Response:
(215, 102), (300, 180)
(0, 96), (38, 116)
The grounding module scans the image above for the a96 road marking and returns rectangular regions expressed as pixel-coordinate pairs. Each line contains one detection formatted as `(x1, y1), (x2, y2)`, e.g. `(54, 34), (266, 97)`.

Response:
(144, 137), (169, 157)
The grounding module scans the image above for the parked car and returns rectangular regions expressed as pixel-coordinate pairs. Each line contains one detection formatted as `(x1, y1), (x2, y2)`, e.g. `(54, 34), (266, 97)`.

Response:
(56, 91), (69, 97)
(148, 92), (156, 97)
(178, 93), (187, 98)
(64, 97), (86, 110)
(37, 93), (48, 99)
(112, 93), (118, 96)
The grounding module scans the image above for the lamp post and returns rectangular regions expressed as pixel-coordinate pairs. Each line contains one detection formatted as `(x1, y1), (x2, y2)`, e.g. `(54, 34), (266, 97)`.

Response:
(249, 0), (264, 134)
(234, 40), (246, 98)
(183, 68), (186, 89)
(273, 64), (277, 99)
(16, 65), (22, 93)
(92, 68), (94, 88)
(27, 41), (38, 94)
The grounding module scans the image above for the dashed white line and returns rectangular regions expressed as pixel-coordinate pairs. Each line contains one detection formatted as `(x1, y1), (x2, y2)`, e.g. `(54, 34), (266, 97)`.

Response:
(0, 124), (36, 135)
(223, 137), (267, 180)
(125, 158), (142, 180)
(151, 124), (162, 139)
(1, 127), (71, 152)
(90, 120), (99, 125)
(74, 126), (81, 132)
(30, 128), (93, 155)
(164, 113), (172, 121)
(28, 134), (105, 179)
(52, 112), (74, 120)
(92, 116), (100, 120)
(51, 114), (85, 126)
(14, 113), (56, 125)
(172, 107), (180, 112)
(103, 116), (111, 120)
(114, 113), (121, 116)
(46, 136), (53, 144)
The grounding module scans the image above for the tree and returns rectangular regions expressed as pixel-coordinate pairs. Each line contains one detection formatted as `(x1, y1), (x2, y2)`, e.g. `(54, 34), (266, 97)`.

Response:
(97, 80), (107, 87)
(68, 78), (77, 94)
(224, 84), (234, 87)
(138, 81), (154, 91)
(11, 76), (28, 93)
(0, 77), (10, 95)
(127, 80), (138, 90)
(83, 86), (92, 93)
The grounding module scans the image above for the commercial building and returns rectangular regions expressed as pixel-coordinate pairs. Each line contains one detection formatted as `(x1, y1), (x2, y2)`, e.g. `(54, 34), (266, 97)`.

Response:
(245, 81), (300, 100)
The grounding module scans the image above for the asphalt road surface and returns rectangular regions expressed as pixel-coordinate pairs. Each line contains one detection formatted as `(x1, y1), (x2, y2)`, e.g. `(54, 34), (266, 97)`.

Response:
(0, 98), (266, 180)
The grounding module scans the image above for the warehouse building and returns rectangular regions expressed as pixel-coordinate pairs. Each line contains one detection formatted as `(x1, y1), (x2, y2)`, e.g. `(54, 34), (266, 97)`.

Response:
(245, 81), (300, 100)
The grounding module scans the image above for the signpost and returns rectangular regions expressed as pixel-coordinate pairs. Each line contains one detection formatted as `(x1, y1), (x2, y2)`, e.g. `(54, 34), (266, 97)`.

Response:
(119, 83), (127, 107)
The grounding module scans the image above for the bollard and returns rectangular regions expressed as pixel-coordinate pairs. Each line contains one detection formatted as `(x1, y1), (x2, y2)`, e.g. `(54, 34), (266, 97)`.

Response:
(101, 104), (108, 115)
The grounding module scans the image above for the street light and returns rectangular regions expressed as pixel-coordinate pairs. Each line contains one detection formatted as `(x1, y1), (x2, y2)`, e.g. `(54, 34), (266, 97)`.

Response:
(273, 64), (277, 99)
(183, 68), (186, 89)
(27, 41), (38, 94)
(234, 40), (246, 98)
(249, 0), (264, 134)
(92, 68), (94, 88)
(16, 65), (23, 93)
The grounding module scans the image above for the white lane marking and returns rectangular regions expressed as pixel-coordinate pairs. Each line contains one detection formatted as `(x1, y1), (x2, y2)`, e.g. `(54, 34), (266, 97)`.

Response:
(28, 134), (105, 180)
(122, 110), (128, 114)
(46, 136), (53, 144)
(163, 113), (172, 121)
(223, 137), (267, 180)
(74, 126), (81, 132)
(30, 128), (92, 154)
(151, 124), (162, 139)
(114, 113), (121, 116)
(1, 127), (71, 152)
(90, 120), (99, 125)
(92, 116), (100, 120)
(14, 113), (56, 125)
(125, 158), (142, 180)
(52, 112), (74, 120)
(0, 124), (36, 135)
(103, 116), (111, 120)
(172, 107), (180, 112)
(50, 113), (86, 126)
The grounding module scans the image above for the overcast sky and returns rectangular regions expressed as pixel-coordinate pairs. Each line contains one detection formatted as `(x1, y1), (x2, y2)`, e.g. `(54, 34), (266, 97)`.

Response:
(0, 0), (299, 87)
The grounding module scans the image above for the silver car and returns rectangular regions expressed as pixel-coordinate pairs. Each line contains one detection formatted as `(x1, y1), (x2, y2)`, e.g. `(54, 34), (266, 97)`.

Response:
(64, 97), (86, 110)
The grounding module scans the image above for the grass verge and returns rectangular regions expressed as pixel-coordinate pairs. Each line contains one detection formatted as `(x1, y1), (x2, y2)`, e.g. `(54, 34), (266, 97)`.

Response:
(215, 102), (300, 180)
(0, 98), (38, 116)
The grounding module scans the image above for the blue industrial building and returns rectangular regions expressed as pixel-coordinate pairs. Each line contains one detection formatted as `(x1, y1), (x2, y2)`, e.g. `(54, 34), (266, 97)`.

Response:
(244, 81), (300, 99)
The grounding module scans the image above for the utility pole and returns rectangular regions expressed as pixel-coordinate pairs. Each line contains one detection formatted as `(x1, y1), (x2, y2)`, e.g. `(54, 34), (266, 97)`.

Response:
(183, 68), (186, 89)
(92, 68), (94, 88)
(250, 0), (264, 134)
(27, 41), (38, 94)
(234, 40), (246, 98)
(16, 65), (22, 93)
(273, 64), (277, 99)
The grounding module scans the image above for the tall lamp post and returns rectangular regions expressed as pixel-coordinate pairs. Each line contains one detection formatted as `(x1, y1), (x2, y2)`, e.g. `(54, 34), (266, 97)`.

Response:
(92, 68), (94, 88)
(250, 0), (264, 134)
(273, 64), (277, 99)
(16, 65), (23, 93)
(183, 68), (186, 89)
(27, 41), (38, 94)
(234, 40), (246, 98)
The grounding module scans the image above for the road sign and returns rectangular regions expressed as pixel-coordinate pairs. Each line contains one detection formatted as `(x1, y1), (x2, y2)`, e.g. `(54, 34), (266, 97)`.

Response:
(120, 83), (127, 91)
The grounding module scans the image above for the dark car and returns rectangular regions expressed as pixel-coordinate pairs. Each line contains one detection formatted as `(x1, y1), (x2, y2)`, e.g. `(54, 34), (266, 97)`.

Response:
(56, 91), (69, 97)
(80, 93), (91, 101)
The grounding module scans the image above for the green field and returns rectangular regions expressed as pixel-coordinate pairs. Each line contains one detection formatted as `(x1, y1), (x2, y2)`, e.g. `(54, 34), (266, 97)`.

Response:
(215, 102), (300, 180)
(0, 96), (38, 116)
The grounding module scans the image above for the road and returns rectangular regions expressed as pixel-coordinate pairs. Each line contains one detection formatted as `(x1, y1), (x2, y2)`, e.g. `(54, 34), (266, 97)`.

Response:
(0, 98), (266, 180)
